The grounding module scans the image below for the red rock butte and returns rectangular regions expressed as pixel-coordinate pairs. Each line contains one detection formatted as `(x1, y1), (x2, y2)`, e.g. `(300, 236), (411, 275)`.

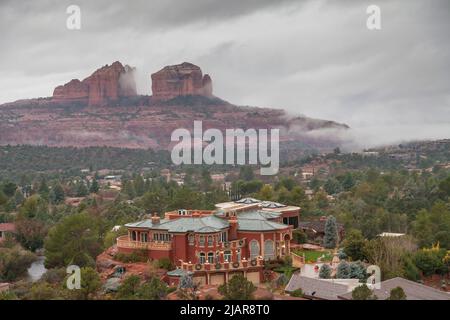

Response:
(53, 61), (137, 107)
(151, 62), (213, 101)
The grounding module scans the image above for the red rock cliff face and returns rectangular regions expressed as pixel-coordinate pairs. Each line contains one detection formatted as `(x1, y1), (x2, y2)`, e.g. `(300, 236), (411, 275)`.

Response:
(151, 62), (213, 101)
(53, 61), (137, 106)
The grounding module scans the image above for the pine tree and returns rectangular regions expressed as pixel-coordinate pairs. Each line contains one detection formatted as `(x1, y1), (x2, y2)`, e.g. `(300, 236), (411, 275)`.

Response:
(319, 264), (332, 279)
(336, 261), (350, 279)
(351, 284), (377, 300)
(89, 178), (99, 194)
(323, 215), (338, 248)
(387, 286), (407, 300)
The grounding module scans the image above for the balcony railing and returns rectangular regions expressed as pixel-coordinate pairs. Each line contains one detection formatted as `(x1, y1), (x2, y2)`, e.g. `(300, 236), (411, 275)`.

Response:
(116, 235), (172, 250)
(180, 257), (264, 273)
(219, 238), (246, 250)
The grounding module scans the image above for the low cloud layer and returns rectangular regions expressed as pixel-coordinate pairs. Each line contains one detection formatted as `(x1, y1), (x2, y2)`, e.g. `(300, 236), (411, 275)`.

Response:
(0, 0), (449, 149)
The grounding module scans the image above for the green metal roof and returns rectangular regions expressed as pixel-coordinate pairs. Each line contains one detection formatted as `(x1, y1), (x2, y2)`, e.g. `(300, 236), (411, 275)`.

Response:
(237, 218), (289, 231)
(237, 210), (282, 220)
(125, 215), (229, 233)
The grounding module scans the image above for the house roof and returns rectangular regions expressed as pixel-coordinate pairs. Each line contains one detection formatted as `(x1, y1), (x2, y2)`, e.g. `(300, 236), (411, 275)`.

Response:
(338, 277), (450, 300)
(125, 215), (230, 233)
(0, 223), (15, 232)
(298, 220), (344, 233)
(260, 201), (286, 208)
(218, 210), (281, 220)
(235, 198), (261, 204)
(125, 210), (290, 233)
(285, 273), (352, 300)
(237, 218), (289, 232)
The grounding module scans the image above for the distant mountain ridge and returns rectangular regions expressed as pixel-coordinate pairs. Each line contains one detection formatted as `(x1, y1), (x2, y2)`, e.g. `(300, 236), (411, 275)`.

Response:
(0, 61), (349, 156)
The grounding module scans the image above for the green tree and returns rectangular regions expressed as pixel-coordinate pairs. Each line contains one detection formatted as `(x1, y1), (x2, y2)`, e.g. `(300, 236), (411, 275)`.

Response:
(133, 175), (145, 197)
(116, 275), (141, 299)
(387, 286), (407, 300)
(276, 177), (296, 191)
(336, 261), (350, 279)
(38, 178), (50, 199)
(140, 189), (168, 214)
(137, 276), (168, 300)
(348, 261), (367, 280)
(89, 179), (99, 194)
(50, 183), (65, 204)
(76, 181), (88, 197)
(218, 274), (256, 300)
(324, 178), (342, 195)
(200, 168), (212, 192)
(169, 187), (202, 210)
(239, 166), (254, 181)
(319, 264), (332, 279)
(15, 218), (48, 251)
(323, 216), (338, 249)
(257, 184), (275, 201)
(27, 282), (61, 300)
(2, 181), (17, 197)
(0, 246), (37, 281)
(289, 186), (309, 208)
(351, 284), (377, 300)
(342, 229), (367, 261)
(44, 212), (102, 268)
(79, 267), (101, 299)
(413, 248), (447, 276)
(402, 255), (421, 281)
(341, 173), (355, 191)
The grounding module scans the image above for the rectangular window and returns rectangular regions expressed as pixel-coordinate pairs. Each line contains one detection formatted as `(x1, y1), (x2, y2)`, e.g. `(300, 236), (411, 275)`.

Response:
(207, 236), (213, 247)
(224, 250), (232, 262)
(220, 232), (228, 243)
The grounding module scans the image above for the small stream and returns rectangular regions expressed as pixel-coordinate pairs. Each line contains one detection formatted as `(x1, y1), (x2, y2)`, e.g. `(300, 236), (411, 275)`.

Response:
(27, 256), (47, 282)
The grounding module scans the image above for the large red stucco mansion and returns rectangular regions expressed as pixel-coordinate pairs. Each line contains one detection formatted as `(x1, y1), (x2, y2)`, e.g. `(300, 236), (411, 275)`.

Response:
(117, 198), (300, 286)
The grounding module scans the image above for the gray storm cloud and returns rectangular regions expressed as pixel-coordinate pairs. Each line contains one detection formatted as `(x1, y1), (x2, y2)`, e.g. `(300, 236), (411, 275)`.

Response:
(0, 0), (449, 149)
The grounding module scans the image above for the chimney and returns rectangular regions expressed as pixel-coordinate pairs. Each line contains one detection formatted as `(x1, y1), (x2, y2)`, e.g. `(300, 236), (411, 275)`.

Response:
(229, 216), (238, 240)
(151, 213), (160, 225)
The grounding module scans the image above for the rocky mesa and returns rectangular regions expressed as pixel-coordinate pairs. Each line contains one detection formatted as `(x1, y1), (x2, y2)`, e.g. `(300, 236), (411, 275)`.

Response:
(53, 61), (137, 107)
(151, 62), (213, 101)
(0, 61), (349, 155)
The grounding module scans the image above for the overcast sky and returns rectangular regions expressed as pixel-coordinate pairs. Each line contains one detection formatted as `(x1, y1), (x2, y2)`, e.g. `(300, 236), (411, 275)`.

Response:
(0, 0), (449, 148)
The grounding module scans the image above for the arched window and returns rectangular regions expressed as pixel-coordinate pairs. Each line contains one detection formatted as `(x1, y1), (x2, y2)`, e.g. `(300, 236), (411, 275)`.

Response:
(188, 234), (195, 245)
(207, 252), (214, 264)
(249, 240), (260, 260)
(199, 252), (206, 264)
(199, 235), (205, 246)
(224, 250), (232, 262)
(264, 239), (275, 260)
(207, 235), (213, 247)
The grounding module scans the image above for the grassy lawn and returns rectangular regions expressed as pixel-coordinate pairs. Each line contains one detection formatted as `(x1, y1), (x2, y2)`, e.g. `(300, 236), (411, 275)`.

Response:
(273, 265), (298, 274)
(293, 249), (333, 263)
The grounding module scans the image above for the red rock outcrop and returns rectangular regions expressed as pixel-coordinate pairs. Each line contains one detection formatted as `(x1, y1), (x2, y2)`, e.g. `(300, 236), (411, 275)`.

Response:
(151, 62), (213, 101)
(53, 61), (137, 106)
(53, 79), (89, 103)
